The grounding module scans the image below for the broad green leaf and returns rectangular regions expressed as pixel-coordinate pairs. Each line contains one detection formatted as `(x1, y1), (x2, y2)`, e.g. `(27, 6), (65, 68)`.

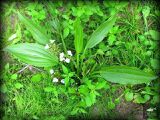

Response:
(74, 18), (83, 53)
(100, 66), (156, 85)
(151, 95), (159, 104)
(18, 12), (50, 45)
(97, 49), (104, 55)
(108, 34), (116, 45)
(11, 74), (18, 80)
(90, 92), (96, 104)
(4, 43), (58, 67)
(144, 95), (151, 102)
(150, 58), (159, 69)
(68, 72), (74, 77)
(99, 42), (108, 51)
(85, 80), (95, 90)
(95, 80), (106, 90)
(85, 95), (92, 107)
(44, 87), (54, 92)
(15, 83), (23, 89)
(110, 26), (119, 34)
(133, 94), (150, 104)
(78, 85), (89, 95)
(31, 74), (42, 82)
(85, 15), (116, 49)
(85, 92), (96, 107)
(149, 30), (160, 41)
(115, 98), (120, 104)
(125, 92), (134, 101)
(141, 87), (156, 95)
(68, 88), (76, 94)
(62, 65), (68, 74)
(64, 77), (70, 87)
(107, 100), (115, 110)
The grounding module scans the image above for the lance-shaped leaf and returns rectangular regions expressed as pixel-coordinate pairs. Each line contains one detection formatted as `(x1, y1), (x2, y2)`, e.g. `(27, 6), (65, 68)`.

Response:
(85, 15), (116, 49)
(74, 18), (83, 54)
(4, 43), (58, 67)
(100, 66), (157, 85)
(18, 12), (50, 45)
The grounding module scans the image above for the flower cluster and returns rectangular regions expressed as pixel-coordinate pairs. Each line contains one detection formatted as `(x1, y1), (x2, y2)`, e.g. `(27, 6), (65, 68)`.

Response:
(44, 40), (55, 49)
(59, 50), (72, 63)
(45, 40), (71, 84)
(52, 77), (65, 84)
(50, 68), (65, 84)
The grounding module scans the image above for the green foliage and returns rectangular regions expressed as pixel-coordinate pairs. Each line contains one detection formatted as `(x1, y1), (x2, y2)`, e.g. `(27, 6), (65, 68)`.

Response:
(25, 2), (46, 22)
(74, 18), (83, 54)
(100, 66), (156, 84)
(15, 82), (23, 89)
(107, 99), (115, 110)
(11, 73), (18, 80)
(150, 59), (159, 69)
(142, 6), (150, 18)
(31, 74), (42, 82)
(44, 87), (55, 92)
(85, 15), (116, 49)
(4, 43), (58, 67)
(61, 65), (75, 87)
(2, 1), (159, 119)
(149, 30), (160, 41)
(18, 12), (50, 45)
(133, 94), (150, 104)
(125, 92), (134, 101)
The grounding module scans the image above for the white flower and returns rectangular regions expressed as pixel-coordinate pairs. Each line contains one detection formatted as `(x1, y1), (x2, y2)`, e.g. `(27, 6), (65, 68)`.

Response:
(147, 108), (154, 112)
(45, 44), (49, 49)
(59, 52), (65, 61)
(61, 79), (65, 84)
(50, 69), (54, 74)
(60, 57), (65, 61)
(50, 39), (55, 44)
(8, 33), (17, 41)
(60, 52), (64, 58)
(67, 50), (73, 56)
(52, 78), (58, 83)
(65, 58), (70, 63)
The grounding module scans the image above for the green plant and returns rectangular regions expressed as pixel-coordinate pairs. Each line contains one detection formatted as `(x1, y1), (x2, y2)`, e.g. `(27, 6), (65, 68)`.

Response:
(3, 10), (157, 116)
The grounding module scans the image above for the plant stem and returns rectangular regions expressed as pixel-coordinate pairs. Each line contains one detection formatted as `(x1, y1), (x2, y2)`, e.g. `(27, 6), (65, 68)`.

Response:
(90, 63), (98, 74)
(80, 47), (87, 75)
(76, 53), (80, 73)
(60, 33), (67, 53)
(82, 47), (87, 58)
(144, 18), (148, 32)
